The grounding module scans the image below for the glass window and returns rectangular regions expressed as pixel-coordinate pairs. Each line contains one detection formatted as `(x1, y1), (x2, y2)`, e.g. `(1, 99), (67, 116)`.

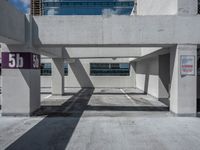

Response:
(90, 63), (130, 76)
(42, 1), (134, 15)
(40, 63), (68, 76)
(64, 63), (68, 76)
(40, 63), (51, 76)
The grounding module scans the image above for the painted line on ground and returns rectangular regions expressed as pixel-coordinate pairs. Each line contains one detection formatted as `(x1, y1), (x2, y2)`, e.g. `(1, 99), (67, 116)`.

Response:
(44, 94), (52, 99)
(120, 88), (137, 105)
(120, 89), (132, 101)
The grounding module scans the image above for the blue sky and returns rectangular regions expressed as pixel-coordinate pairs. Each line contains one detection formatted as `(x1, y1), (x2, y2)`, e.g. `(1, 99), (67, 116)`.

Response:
(8, 0), (30, 14)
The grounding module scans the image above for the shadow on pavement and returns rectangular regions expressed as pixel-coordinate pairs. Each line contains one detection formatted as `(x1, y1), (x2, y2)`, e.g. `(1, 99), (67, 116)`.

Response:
(5, 88), (94, 150)
(5, 88), (171, 150)
(92, 92), (146, 95)
(86, 105), (169, 111)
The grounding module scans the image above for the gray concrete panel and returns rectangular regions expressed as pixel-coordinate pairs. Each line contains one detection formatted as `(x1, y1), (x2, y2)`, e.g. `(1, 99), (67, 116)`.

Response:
(64, 47), (141, 58)
(33, 16), (200, 46)
(170, 45), (197, 115)
(0, 0), (25, 44)
(52, 58), (64, 95)
(1, 45), (41, 116)
(137, 0), (197, 15)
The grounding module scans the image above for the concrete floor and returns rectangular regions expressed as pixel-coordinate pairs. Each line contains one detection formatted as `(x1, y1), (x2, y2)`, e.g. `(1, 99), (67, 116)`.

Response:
(37, 88), (168, 116)
(0, 88), (200, 150)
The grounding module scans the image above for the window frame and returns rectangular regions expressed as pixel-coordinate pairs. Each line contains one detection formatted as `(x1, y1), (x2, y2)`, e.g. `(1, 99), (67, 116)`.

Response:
(90, 63), (130, 76)
(40, 63), (52, 76)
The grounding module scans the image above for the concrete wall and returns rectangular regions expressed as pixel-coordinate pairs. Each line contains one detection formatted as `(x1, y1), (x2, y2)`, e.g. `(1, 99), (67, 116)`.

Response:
(41, 58), (135, 88)
(135, 54), (170, 99)
(0, 0), (25, 44)
(177, 0), (198, 15)
(1, 69), (40, 115)
(137, 0), (177, 15)
(135, 56), (159, 97)
(136, 0), (197, 15)
(32, 15), (200, 46)
(141, 47), (162, 56)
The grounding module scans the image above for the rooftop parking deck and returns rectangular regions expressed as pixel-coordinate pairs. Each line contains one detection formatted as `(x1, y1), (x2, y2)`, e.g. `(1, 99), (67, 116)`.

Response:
(0, 98), (199, 150)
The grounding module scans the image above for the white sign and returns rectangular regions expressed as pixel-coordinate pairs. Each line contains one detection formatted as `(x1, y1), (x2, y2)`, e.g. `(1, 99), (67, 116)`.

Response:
(180, 55), (195, 76)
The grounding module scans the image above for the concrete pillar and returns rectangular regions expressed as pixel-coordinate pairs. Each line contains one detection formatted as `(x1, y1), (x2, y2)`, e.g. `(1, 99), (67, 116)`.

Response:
(177, 0), (198, 15)
(1, 44), (40, 116)
(130, 61), (136, 88)
(52, 58), (64, 95)
(170, 45), (197, 116)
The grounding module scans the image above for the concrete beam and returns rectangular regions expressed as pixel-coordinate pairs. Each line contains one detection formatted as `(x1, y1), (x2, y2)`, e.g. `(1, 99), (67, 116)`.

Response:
(133, 47), (170, 62)
(0, 0), (26, 44)
(39, 47), (63, 58)
(33, 15), (200, 47)
(64, 47), (141, 58)
(39, 47), (141, 58)
(137, 0), (178, 15)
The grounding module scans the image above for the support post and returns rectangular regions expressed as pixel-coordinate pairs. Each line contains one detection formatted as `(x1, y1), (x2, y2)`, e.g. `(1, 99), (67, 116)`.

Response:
(130, 61), (136, 88)
(170, 44), (197, 116)
(52, 58), (64, 95)
(1, 44), (41, 116)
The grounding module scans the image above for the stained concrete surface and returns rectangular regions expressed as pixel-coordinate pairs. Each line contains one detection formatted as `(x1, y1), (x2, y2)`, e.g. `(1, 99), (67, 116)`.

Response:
(41, 87), (168, 108)
(0, 88), (200, 150)
(1, 112), (200, 150)
(37, 88), (168, 116)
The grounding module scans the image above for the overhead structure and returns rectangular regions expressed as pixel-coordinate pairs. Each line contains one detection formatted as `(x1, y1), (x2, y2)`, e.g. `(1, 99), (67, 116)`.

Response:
(0, 0), (199, 117)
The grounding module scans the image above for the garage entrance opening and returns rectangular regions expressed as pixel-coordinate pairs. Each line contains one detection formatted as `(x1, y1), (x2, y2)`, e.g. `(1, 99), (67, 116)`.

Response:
(36, 87), (169, 116)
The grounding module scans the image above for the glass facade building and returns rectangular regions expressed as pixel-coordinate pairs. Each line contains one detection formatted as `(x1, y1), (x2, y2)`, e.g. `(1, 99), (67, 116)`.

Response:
(90, 63), (130, 76)
(41, 0), (134, 15)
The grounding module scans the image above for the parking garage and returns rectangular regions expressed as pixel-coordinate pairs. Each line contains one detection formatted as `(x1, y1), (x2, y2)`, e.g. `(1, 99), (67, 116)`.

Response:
(0, 0), (200, 117)
(1, 0), (200, 149)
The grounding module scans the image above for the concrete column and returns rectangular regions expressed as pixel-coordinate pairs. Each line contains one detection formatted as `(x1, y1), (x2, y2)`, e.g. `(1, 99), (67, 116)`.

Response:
(177, 0), (198, 15)
(170, 45), (197, 116)
(1, 44), (40, 116)
(130, 61), (136, 88)
(52, 58), (64, 95)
